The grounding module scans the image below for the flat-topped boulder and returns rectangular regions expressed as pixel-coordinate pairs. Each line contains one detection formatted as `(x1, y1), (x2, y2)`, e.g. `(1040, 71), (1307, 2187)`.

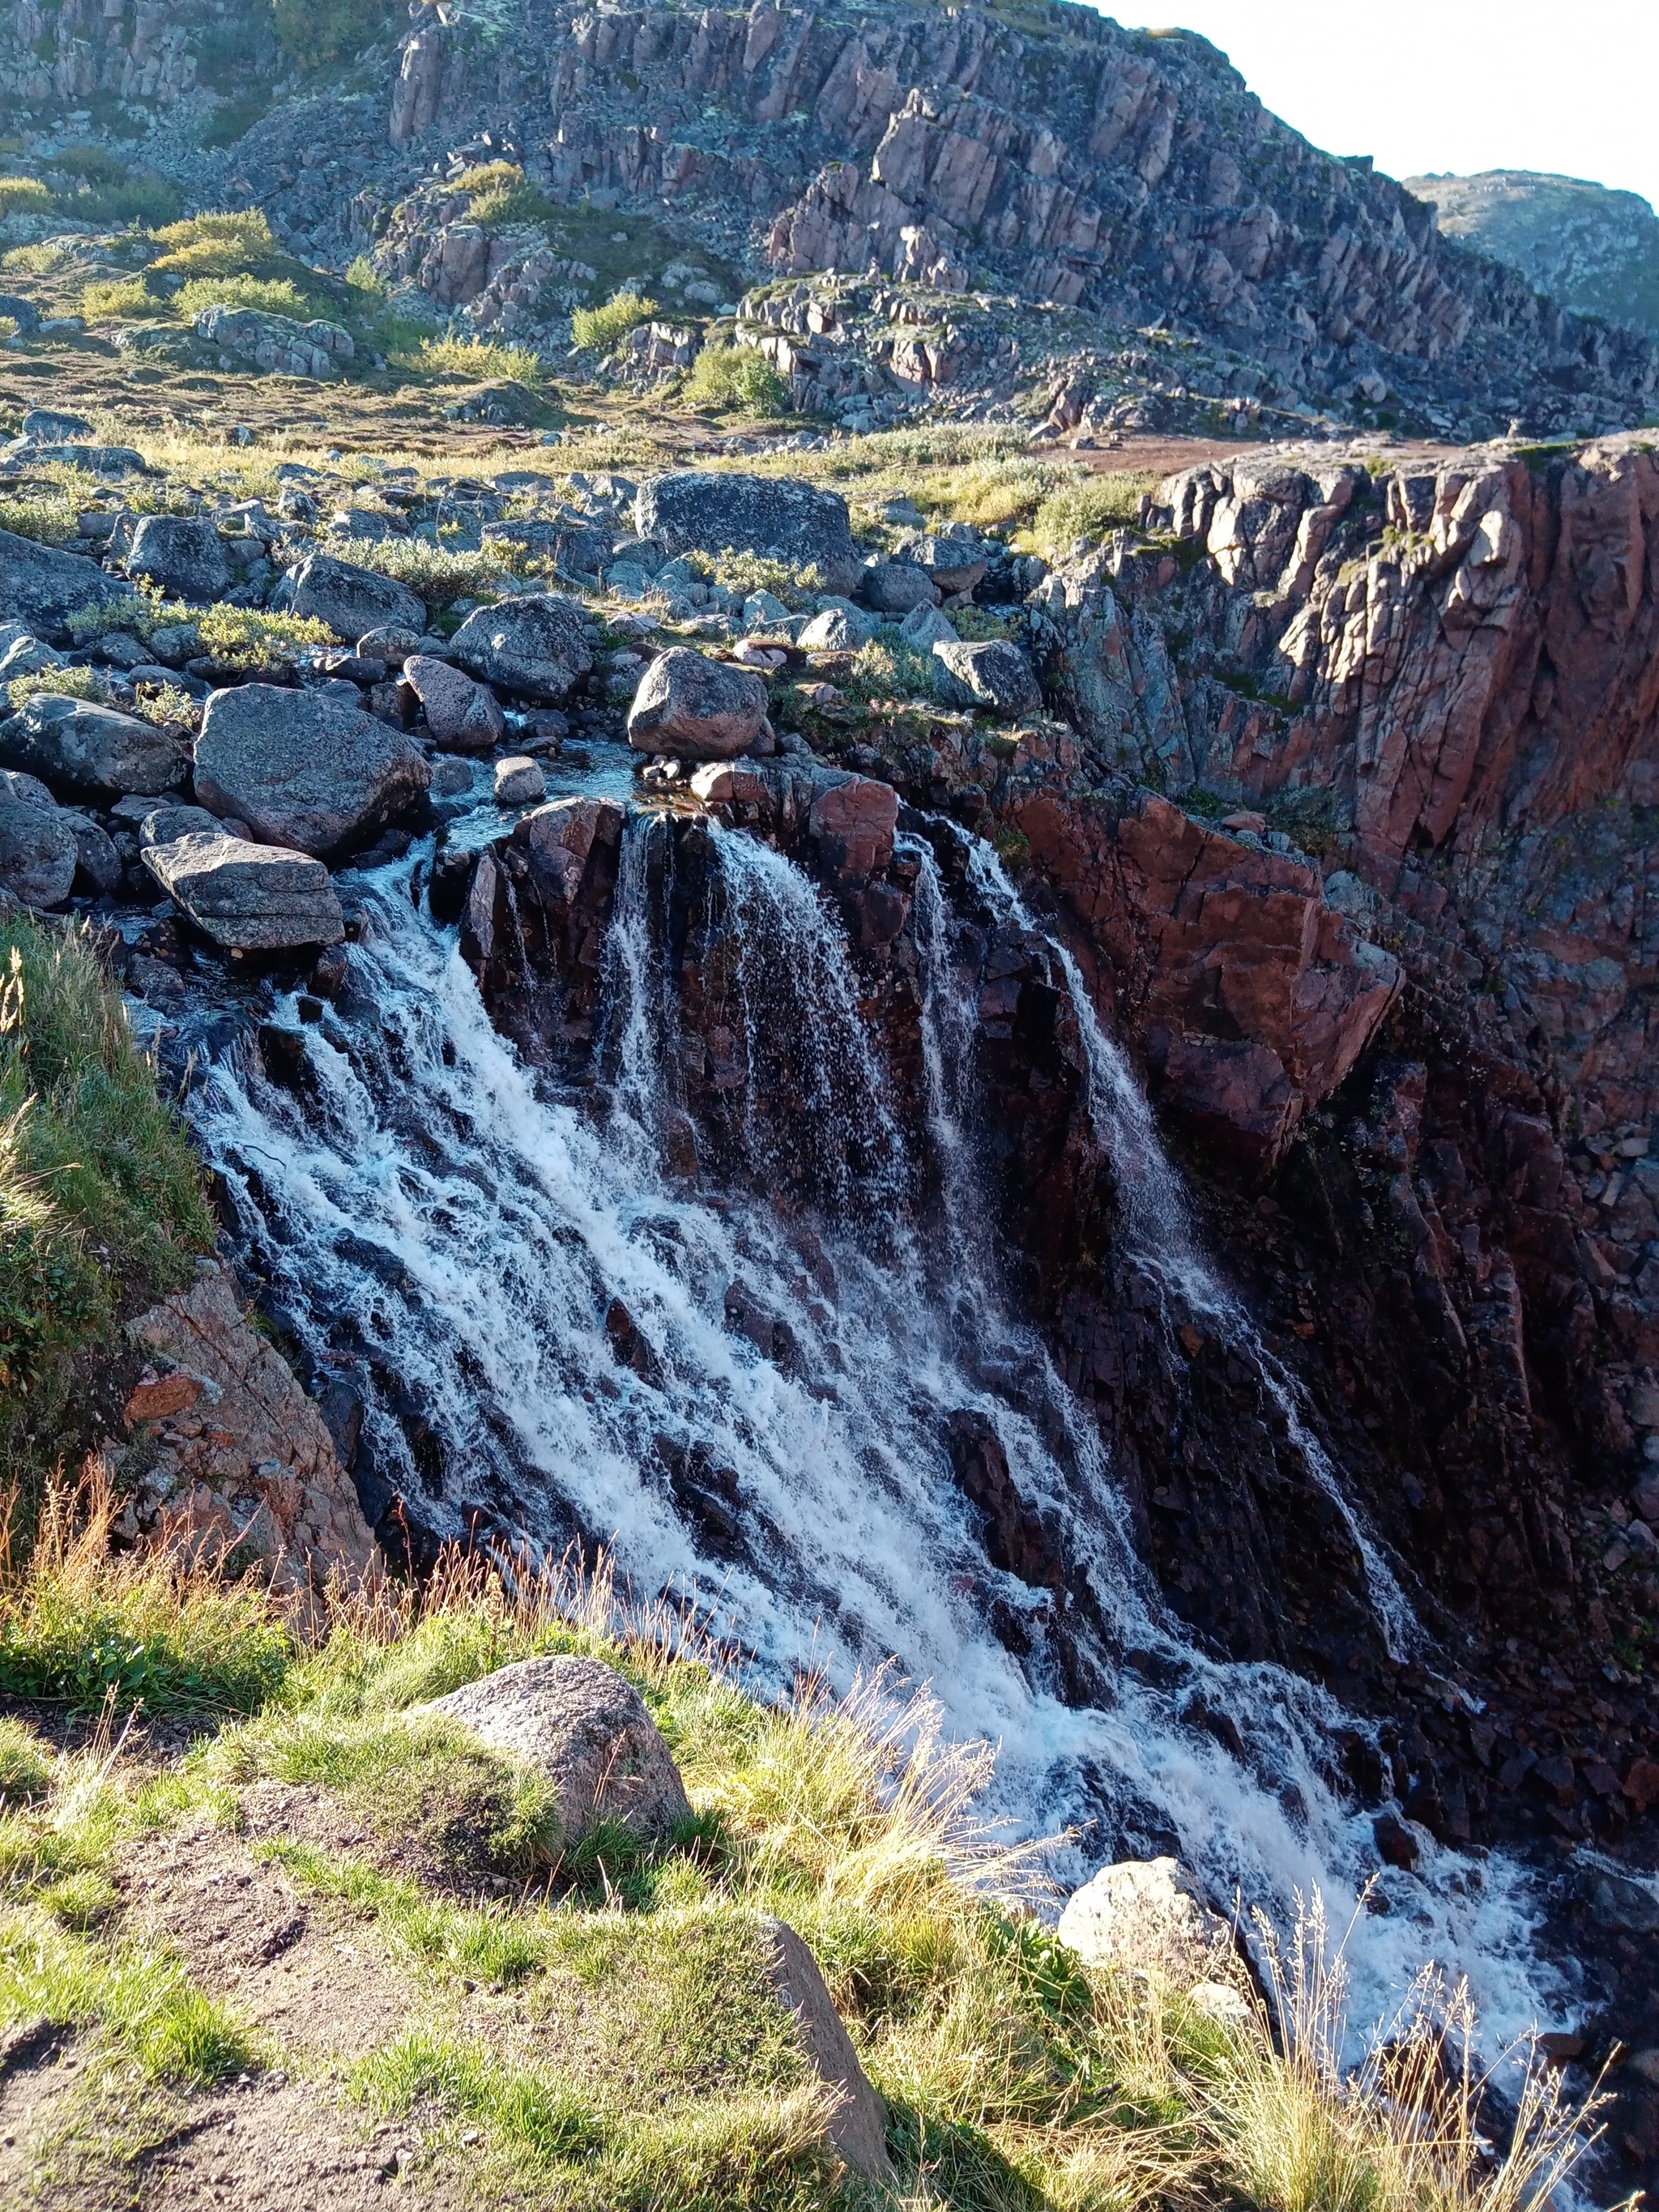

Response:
(193, 684), (430, 859)
(635, 472), (861, 596)
(143, 830), (346, 950)
(126, 515), (231, 605)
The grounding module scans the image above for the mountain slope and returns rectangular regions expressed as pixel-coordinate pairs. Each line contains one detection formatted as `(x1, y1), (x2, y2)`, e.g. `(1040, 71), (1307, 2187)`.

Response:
(1407, 169), (1659, 342)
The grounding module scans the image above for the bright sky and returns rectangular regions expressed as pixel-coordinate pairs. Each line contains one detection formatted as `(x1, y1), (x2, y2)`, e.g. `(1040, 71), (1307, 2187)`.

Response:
(1120, 2), (1659, 214)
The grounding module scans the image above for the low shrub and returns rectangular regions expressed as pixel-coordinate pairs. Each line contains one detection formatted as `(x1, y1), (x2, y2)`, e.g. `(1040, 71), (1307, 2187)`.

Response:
(681, 549), (821, 607)
(681, 345), (789, 419)
(132, 681), (198, 731)
(194, 602), (335, 669)
(175, 273), (314, 322)
(6, 667), (109, 711)
(0, 179), (50, 221)
(147, 211), (279, 282)
(80, 277), (154, 322)
(344, 254), (390, 298)
(414, 333), (543, 385)
(450, 160), (524, 198)
(271, 0), (399, 64)
(58, 176), (180, 228)
(570, 289), (656, 354)
(0, 494), (79, 549)
(330, 533), (510, 607)
(1030, 472), (1155, 557)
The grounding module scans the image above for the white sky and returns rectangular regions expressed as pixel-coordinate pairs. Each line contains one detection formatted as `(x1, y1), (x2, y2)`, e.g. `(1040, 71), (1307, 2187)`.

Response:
(1118, 2), (1659, 213)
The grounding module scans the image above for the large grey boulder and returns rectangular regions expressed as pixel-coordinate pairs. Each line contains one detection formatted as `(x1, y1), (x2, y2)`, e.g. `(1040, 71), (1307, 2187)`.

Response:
(193, 684), (430, 859)
(636, 472), (861, 596)
(0, 624), (62, 684)
(899, 601), (959, 650)
(798, 600), (876, 650)
(21, 409), (92, 441)
(930, 637), (1043, 715)
(0, 693), (189, 799)
(0, 528), (126, 637)
(0, 295), (40, 335)
(449, 594), (593, 704)
(0, 785), (78, 908)
(271, 553), (424, 644)
(126, 516), (231, 605)
(143, 830), (345, 949)
(3, 443), (149, 478)
(911, 532), (991, 595)
(418, 1656), (690, 1848)
(626, 646), (768, 760)
(1056, 1857), (1235, 1987)
(401, 654), (505, 752)
(759, 1919), (894, 2183)
(859, 559), (938, 614)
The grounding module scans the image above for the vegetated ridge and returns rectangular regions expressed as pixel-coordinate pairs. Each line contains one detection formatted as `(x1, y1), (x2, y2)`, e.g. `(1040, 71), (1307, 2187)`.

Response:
(1407, 169), (1659, 344)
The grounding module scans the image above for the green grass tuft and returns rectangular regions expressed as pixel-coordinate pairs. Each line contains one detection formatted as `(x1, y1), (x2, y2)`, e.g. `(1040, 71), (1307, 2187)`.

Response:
(570, 289), (656, 354)
(682, 345), (791, 419)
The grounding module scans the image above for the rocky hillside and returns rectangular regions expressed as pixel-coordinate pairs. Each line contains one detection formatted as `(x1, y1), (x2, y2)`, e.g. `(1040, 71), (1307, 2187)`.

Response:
(3, 0), (1659, 445)
(1409, 170), (1659, 343)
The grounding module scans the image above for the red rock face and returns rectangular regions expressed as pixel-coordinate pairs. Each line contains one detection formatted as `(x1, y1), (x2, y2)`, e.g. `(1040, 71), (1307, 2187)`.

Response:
(1013, 786), (1401, 1169)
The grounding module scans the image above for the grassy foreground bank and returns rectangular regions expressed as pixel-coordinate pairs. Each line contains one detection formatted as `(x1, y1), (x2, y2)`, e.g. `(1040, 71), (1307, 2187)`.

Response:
(0, 1479), (1618, 2211)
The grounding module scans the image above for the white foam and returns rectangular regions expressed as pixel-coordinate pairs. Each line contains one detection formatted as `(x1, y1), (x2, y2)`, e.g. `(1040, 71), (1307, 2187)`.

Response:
(189, 824), (1566, 2049)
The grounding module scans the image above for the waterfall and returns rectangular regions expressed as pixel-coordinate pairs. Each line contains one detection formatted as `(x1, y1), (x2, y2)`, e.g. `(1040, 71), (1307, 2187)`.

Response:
(958, 837), (1422, 1662)
(190, 814), (1563, 2049)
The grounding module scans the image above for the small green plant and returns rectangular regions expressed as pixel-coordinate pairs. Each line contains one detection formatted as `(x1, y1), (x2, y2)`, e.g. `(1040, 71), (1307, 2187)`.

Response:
(449, 160), (524, 198)
(175, 273), (314, 321)
(330, 535), (510, 607)
(6, 667), (109, 711)
(0, 179), (50, 221)
(0, 1718), (51, 1807)
(0, 494), (80, 549)
(81, 277), (155, 322)
(132, 682), (198, 731)
(344, 254), (390, 299)
(194, 603), (335, 668)
(681, 344), (789, 419)
(570, 288), (656, 354)
(147, 211), (279, 282)
(1030, 473), (1154, 557)
(414, 333), (543, 384)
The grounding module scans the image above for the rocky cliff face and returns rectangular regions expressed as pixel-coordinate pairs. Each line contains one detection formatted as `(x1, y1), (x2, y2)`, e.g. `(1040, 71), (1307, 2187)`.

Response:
(360, 0), (1658, 438)
(1409, 171), (1659, 345)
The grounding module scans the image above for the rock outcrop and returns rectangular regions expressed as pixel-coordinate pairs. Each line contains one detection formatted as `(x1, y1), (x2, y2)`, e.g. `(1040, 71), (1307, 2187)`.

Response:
(419, 1655), (691, 1846)
(117, 1264), (380, 1591)
(193, 683), (431, 859)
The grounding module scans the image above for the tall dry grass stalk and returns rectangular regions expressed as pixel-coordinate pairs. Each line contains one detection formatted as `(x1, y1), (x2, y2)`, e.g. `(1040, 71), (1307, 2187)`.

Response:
(1208, 1888), (1631, 2212)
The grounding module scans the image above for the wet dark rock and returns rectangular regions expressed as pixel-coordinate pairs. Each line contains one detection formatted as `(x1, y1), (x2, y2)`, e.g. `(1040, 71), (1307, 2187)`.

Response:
(401, 653), (504, 751)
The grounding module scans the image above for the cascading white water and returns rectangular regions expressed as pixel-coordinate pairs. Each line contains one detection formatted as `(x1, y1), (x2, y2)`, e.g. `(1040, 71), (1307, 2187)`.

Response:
(190, 812), (1563, 2049)
(959, 839), (1422, 1662)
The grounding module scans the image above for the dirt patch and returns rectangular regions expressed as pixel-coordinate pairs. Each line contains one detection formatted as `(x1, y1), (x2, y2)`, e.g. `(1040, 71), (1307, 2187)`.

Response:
(117, 1818), (411, 2062)
(133, 2079), (450, 2211)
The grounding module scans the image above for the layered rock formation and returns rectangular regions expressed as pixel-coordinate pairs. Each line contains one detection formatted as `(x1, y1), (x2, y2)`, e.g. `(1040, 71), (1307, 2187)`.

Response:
(364, 0), (1657, 437)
